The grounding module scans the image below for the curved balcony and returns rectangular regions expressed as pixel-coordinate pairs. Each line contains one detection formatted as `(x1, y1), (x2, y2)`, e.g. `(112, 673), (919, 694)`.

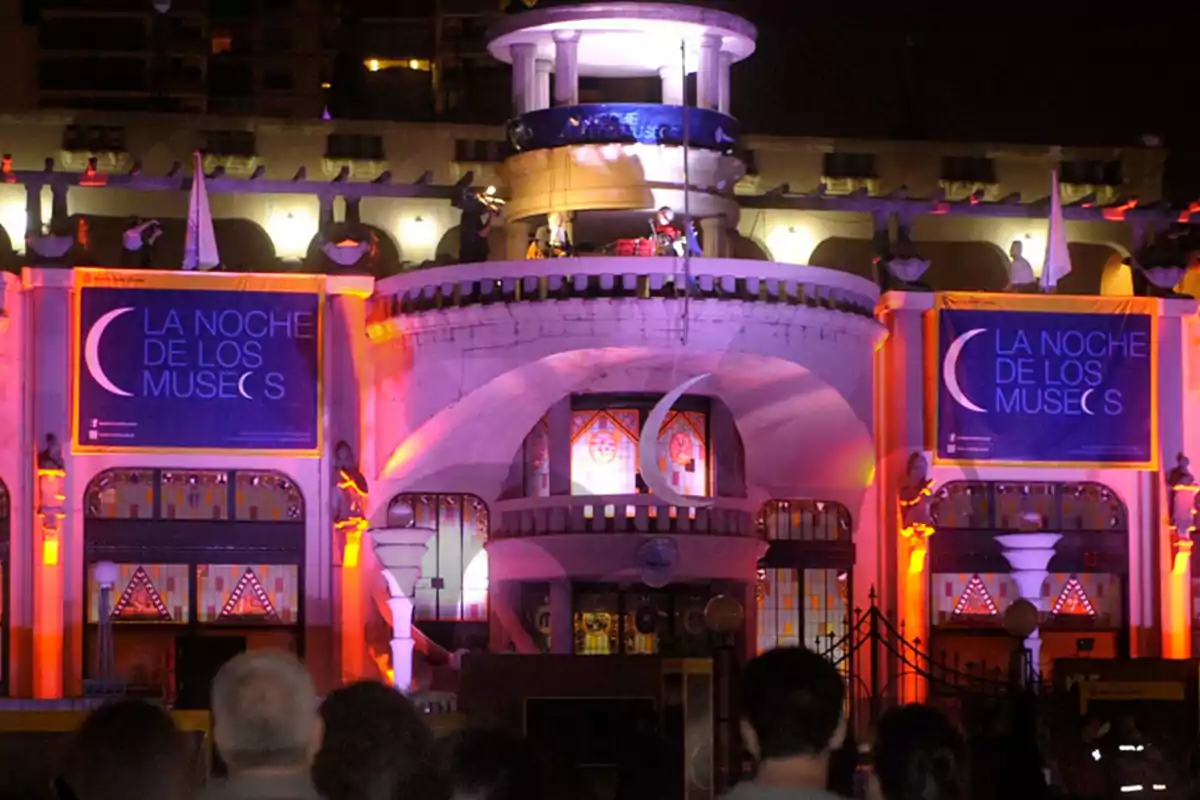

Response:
(507, 103), (740, 155)
(493, 494), (759, 540)
(486, 494), (768, 584)
(369, 256), (880, 324)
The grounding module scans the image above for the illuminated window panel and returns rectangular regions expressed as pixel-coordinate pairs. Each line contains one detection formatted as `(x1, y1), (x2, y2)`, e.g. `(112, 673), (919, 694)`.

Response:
(758, 500), (851, 541)
(197, 564), (299, 624)
(234, 471), (304, 521)
(87, 563), (189, 623)
(655, 410), (708, 498)
(994, 483), (1060, 530)
(85, 469), (155, 519)
(1045, 573), (1118, 625)
(396, 494), (490, 622)
(570, 409), (639, 495)
(803, 569), (849, 656)
(524, 416), (551, 498)
(930, 482), (991, 529)
(161, 471), (228, 520)
(574, 591), (619, 655)
(756, 568), (800, 653)
(1061, 484), (1126, 531)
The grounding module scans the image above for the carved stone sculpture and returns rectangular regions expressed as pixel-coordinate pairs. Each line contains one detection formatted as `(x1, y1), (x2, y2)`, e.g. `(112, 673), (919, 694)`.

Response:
(1167, 453), (1198, 539)
(37, 432), (65, 471)
(332, 439), (368, 527)
(898, 452), (934, 534)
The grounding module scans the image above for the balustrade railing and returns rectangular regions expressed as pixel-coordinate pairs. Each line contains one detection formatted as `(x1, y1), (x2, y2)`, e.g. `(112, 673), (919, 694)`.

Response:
(371, 257), (879, 321)
(493, 494), (758, 539)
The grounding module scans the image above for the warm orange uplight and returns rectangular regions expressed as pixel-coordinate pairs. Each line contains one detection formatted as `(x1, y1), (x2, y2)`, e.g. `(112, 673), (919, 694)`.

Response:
(1102, 198), (1138, 221)
(2, 155), (14, 183)
(80, 161), (107, 187)
(34, 466), (66, 699)
(1177, 201), (1200, 224)
(1172, 539), (1193, 577)
(370, 647), (395, 685)
(42, 539), (59, 566)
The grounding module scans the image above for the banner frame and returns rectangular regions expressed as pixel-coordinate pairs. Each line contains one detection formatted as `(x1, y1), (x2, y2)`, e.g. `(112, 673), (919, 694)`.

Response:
(925, 291), (1160, 471)
(70, 268), (324, 457)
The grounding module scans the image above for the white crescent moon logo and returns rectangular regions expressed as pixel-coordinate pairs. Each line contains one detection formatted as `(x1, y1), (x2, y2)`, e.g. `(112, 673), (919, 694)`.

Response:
(638, 373), (714, 509)
(237, 371), (254, 400)
(1081, 388), (1096, 415)
(942, 328), (987, 413)
(84, 307), (135, 397)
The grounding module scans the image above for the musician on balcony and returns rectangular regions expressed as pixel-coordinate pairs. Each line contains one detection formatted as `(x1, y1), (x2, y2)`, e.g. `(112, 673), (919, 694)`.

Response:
(528, 211), (574, 259)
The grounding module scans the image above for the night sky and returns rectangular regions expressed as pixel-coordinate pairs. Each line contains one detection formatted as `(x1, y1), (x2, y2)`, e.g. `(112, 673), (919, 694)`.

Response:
(348, 1), (1200, 199)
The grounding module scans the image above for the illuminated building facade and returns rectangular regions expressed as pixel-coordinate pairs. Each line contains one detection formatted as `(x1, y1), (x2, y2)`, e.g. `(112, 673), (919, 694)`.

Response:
(0, 2), (1196, 705)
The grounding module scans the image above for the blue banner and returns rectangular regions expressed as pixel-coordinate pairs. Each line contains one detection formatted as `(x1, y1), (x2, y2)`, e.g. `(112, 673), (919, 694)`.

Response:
(75, 277), (321, 452)
(935, 303), (1155, 466)
(508, 103), (739, 154)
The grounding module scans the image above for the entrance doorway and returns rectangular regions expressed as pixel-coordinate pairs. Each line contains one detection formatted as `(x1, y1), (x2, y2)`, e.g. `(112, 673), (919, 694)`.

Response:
(175, 635), (246, 709)
(83, 468), (306, 701)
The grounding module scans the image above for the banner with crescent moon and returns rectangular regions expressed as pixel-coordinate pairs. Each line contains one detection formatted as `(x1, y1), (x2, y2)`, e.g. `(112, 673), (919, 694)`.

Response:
(929, 293), (1157, 469)
(73, 269), (322, 454)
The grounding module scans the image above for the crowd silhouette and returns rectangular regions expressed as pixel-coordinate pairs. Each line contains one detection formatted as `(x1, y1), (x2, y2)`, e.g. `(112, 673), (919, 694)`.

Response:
(35, 645), (1135, 800)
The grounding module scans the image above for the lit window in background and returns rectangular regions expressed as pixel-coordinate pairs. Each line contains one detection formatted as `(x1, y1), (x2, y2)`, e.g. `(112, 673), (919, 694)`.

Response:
(362, 58), (432, 73)
(211, 31), (232, 55)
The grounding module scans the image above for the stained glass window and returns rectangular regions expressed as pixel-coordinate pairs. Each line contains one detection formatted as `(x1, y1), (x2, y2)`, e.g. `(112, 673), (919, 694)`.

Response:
(161, 471), (228, 520)
(87, 563), (190, 623)
(1051, 575), (1096, 616)
(994, 483), (1060, 529)
(803, 569), (849, 655)
(235, 471), (304, 521)
(197, 564), (299, 623)
(85, 469), (155, 519)
(756, 568), (800, 652)
(574, 590), (619, 655)
(524, 416), (551, 498)
(393, 494), (489, 622)
(932, 481), (1126, 532)
(759, 500), (851, 541)
(654, 411), (707, 498)
(570, 409), (639, 495)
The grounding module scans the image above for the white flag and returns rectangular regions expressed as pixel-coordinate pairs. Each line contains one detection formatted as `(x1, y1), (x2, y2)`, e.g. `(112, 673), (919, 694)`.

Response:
(1040, 169), (1072, 291)
(182, 151), (220, 271)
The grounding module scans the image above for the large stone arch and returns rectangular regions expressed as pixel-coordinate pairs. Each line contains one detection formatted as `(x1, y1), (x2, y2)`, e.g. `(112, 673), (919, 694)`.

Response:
(371, 347), (875, 524)
(808, 237), (1012, 290)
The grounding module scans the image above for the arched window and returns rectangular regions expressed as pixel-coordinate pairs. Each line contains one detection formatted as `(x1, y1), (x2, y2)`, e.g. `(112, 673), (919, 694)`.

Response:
(756, 500), (853, 656)
(929, 480), (1128, 670)
(387, 493), (488, 622)
(83, 469), (305, 627)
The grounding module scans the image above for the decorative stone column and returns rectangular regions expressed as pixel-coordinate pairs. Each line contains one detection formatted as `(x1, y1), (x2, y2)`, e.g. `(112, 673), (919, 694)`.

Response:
(510, 42), (538, 114)
(717, 51), (733, 114)
(699, 216), (730, 258)
(696, 33), (721, 111)
(534, 59), (552, 110)
(506, 220), (532, 261)
(995, 533), (1062, 673)
(552, 31), (580, 106)
(371, 526), (437, 691)
(660, 63), (684, 106)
